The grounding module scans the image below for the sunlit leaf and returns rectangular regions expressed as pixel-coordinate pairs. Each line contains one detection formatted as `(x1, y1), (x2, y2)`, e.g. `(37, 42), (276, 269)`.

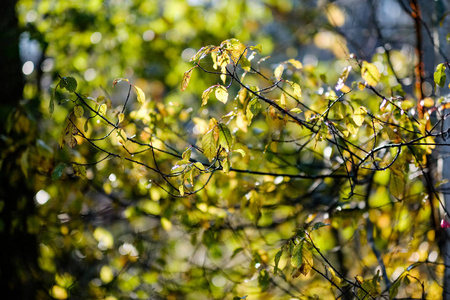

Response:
(202, 129), (217, 161)
(215, 85), (228, 104)
(390, 167), (405, 199)
(290, 108), (302, 113)
(361, 61), (380, 87)
(279, 93), (286, 108)
(112, 78), (129, 87)
(335, 65), (352, 91)
(286, 80), (302, 98)
(202, 86), (214, 106)
(193, 162), (205, 171)
(246, 98), (261, 124)
(274, 64), (284, 79)
(234, 149), (246, 157)
(298, 246), (313, 276)
(99, 104), (107, 116)
(118, 113), (124, 124)
(218, 123), (232, 151)
(179, 185), (185, 196)
(134, 85), (146, 104)
(181, 67), (195, 91)
(434, 63), (446, 87)
(274, 250), (283, 275)
(353, 106), (367, 126)
(249, 44), (262, 52)
(291, 242), (303, 268)
(222, 156), (230, 174)
(287, 59), (303, 69)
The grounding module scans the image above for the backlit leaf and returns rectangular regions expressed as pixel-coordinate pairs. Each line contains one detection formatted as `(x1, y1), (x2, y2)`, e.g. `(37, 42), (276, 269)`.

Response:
(202, 86), (214, 106)
(291, 242), (303, 268)
(234, 149), (246, 157)
(222, 156), (230, 174)
(218, 123), (233, 151)
(290, 108), (302, 113)
(202, 129), (217, 161)
(335, 65), (352, 91)
(73, 164), (86, 179)
(134, 85), (146, 104)
(99, 104), (107, 116)
(181, 67), (194, 91)
(215, 85), (228, 104)
(274, 64), (284, 79)
(249, 44), (262, 52)
(287, 59), (303, 69)
(74, 105), (84, 118)
(390, 167), (405, 199)
(274, 250), (283, 275)
(361, 61), (380, 87)
(298, 246), (313, 276)
(246, 98), (261, 124)
(118, 113), (124, 124)
(434, 63), (447, 88)
(353, 106), (367, 126)
(179, 185), (185, 196)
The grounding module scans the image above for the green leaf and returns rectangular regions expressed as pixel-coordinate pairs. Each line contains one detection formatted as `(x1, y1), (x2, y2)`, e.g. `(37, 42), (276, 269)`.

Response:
(222, 156), (230, 174)
(134, 85), (146, 104)
(202, 86), (214, 106)
(361, 61), (381, 87)
(52, 163), (66, 181)
(291, 242), (303, 268)
(312, 222), (329, 231)
(215, 85), (228, 104)
(246, 98), (261, 124)
(60, 76), (77, 93)
(193, 162), (205, 171)
(49, 95), (54, 116)
(298, 246), (313, 276)
(202, 129), (217, 162)
(231, 247), (244, 258)
(74, 105), (84, 118)
(390, 167), (405, 199)
(218, 124), (233, 151)
(190, 45), (214, 62)
(258, 269), (270, 292)
(389, 276), (403, 299)
(434, 63), (447, 88)
(84, 119), (89, 132)
(181, 67), (194, 91)
(274, 250), (283, 275)
(73, 164), (86, 179)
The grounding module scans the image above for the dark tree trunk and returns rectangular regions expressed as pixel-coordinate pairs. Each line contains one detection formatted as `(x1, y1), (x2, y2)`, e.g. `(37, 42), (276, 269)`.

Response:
(0, 0), (40, 299)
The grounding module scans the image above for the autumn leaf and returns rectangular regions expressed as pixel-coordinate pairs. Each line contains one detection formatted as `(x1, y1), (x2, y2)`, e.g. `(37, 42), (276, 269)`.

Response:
(181, 67), (195, 91)
(215, 85), (228, 104)
(361, 61), (380, 87)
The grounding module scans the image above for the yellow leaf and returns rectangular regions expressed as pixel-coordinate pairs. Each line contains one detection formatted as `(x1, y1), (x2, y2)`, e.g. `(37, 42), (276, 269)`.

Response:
(358, 82), (366, 90)
(181, 67), (194, 91)
(274, 64), (284, 79)
(118, 113), (124, 123)
(215, 85), (228, 104)
(280, 93), (287, 108)
(287, 59), (303, 69)
(134, 85), (146, 104)
(361, 61), (381, 87)
(420, 97), (434, 108)
(179, 185), (185, 196)
(74, 105), (84, 118)
(202, 86), (214, 106)
(99, 104), (107, 116)
(353, 106), (367, 126)
(290, 108), (302, 113)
